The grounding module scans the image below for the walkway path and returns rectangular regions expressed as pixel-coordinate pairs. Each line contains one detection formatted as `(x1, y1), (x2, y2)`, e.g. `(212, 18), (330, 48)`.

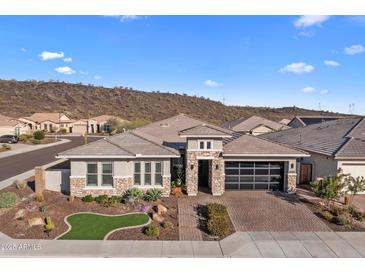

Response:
(1, 231), (365, 257)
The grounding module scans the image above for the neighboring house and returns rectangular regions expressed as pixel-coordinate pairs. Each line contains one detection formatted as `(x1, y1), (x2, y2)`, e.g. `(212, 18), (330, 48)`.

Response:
(279, 118), (291, 126)
(92, 115), (119, 133)
(287, 116), (344, 128)
(53, 113), (308, 197)
(263, 118), (365, 186)
(221, 115), (290, 135)
(19, 112), (73, 132)
(71, 119), (98, 135)
(0, 114), (30, 136)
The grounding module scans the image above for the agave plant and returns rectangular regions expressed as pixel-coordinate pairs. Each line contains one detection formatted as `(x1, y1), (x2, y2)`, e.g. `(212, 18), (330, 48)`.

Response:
(144, 188), (162, 201)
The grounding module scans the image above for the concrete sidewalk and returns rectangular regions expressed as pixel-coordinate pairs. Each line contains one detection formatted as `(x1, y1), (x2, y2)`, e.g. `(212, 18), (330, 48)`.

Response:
(1, 231), (364, 258)
(0, 138), (70, 159)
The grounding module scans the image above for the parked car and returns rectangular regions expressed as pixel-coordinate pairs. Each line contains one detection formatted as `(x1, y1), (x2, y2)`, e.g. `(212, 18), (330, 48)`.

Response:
(0, 135), (18, 144)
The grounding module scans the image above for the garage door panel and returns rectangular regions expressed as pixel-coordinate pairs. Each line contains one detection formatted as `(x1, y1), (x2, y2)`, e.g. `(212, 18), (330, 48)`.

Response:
(225, 161), (284, 191)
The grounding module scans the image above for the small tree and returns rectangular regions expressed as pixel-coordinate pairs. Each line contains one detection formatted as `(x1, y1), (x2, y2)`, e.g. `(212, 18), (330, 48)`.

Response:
(346, 176), (365, 206)
(311, 173), (348, 208)
(33, 130), (45, 140)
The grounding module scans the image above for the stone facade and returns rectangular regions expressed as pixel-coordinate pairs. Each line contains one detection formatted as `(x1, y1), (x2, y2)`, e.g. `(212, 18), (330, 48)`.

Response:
(286, 173), (297, 193)
(70, 176), (133, 197)
(186, 150), (225, 196)
(34, 166), (45, 195)
(162, 176), (171, 197)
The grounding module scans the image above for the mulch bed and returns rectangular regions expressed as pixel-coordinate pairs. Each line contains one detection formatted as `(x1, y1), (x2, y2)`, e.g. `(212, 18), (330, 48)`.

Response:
(300, 198), (365, 232)
(107, 197), (179, 240)
(0, 185), (179, 240)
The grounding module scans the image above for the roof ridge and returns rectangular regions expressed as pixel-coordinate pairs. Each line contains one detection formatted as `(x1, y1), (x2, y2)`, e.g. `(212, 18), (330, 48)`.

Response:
(179, 123), (232, 135)
(334, 117), (364, 156)
(129, 131), (180, 155)
(256, 134), (309, 155)
(57, 137), (109, 156)
(104, 136), (135, 156)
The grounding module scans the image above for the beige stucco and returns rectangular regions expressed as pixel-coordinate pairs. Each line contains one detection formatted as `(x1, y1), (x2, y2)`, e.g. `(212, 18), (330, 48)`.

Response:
(186, 138), (223, 151)
(300, 152), (338, 181)
(250, 125), (275, 136)
(0, 122), (30, 136)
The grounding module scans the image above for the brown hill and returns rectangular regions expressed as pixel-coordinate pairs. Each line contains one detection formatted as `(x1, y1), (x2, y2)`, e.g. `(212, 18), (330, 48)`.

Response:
(0, 79), (348, 125)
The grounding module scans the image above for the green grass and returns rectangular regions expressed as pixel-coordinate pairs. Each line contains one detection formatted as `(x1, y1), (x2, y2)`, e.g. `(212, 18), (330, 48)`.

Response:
(58, 213), (149, 240)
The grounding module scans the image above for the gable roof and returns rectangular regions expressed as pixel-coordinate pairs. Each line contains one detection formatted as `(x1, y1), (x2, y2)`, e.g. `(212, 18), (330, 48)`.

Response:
(57, 131), (180, 158)
(223, 134), (308, 156)
(288, 116), (344, 127)
(133, 113), (234, 144)
(179, 124), (232, 137)
(221, 115), (289, 132)
(92, 115), (122, 124)
(262, 117), (365, 158)
(279, 118), (291, 125)
(24, 113), (70, 123)
(0, 114), (21, 127)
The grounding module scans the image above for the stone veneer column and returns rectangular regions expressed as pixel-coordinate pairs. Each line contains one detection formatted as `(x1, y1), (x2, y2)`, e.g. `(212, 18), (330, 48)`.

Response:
(286, 173), (297, 193)
(34, 166), (45, 195)
(162, 176), (171, 197)
(70, 177), (86, 197)
(186, 151), (198, 196)
(211, 155), (225, 196)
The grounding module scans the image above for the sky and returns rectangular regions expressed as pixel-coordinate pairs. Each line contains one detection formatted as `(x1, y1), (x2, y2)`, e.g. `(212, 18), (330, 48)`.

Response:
(0, 15), (364, 114)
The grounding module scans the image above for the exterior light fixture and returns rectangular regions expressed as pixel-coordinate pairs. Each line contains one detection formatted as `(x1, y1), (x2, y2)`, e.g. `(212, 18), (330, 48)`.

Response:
(190, 164), (194, 170)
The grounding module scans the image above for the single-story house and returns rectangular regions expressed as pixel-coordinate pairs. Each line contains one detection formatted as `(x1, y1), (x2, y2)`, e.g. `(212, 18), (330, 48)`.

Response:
(92, 115), (122, 133)
(221, 115), (290, 135)
(287, 115), (345, 128)
(0, 114), (30, 136)
(262, 117), (365, 186)
(279, 118), (291, 126)
(71, 119), (98, 135)
(53, 114), (308, 197)
(19, 112), (74, 132)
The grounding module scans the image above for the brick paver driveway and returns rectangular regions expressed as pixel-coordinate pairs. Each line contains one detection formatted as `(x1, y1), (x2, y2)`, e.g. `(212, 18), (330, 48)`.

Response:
(222, 191), (330, 231)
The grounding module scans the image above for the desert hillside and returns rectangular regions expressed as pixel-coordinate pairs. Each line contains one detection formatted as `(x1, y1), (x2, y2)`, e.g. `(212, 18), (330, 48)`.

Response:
(0, 79), (348, 125)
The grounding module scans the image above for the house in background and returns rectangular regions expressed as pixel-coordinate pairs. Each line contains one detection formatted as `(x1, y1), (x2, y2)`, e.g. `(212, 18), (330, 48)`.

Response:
(279, 118), (291, 126)
(92, 115), (119, 133)
(50, 113), (307, 197)
(0, 114), (30, 136)
(19, 112), (73, 133)
(70, 118), (98, 135)
(287, 116), (345, 128)
(221, 115), (290, 135)
(263, 118), (365, 187)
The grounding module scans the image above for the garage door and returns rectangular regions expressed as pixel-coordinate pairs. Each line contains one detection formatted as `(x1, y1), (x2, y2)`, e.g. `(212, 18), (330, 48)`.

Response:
(225, 161), (284, 191)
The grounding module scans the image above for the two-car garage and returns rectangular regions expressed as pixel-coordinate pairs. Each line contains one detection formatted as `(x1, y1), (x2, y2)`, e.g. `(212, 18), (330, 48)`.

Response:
(225, 161), (284, 191)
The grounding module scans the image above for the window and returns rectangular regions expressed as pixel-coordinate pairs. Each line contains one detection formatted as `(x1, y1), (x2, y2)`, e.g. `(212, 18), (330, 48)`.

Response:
(198, 140), (213, 150)
(87, 162), (98, 186)
(101, 162), (113, 186)
(134, 162), (141, 185)
(206, 141), (212, 149)
(144, 162), (151, 185)
(199, 141), (204, 149)
(44, 124), (48, 131)
(155, 162), (163, 186)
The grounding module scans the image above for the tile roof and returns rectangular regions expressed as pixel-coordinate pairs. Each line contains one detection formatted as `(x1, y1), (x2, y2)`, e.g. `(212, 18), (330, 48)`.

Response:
(179, 124), (232, 137)
(24, 113), (70, 123)
(221, 115), (289, 132)
(57, 131), (180, 158)
(0, 114), (20, 127)
(223, 134), (307, 156)
(92, 115), (124, 123)
(289, 116), (344, 127)
(262, 118), (365, 157)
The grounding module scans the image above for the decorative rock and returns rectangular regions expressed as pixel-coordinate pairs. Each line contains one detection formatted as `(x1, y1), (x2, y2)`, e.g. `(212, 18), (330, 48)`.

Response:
(152, 212), (164, 223)
(28, 217), (44, 227)
(14, 209), (25, 220)
(157, 204), (167, 215)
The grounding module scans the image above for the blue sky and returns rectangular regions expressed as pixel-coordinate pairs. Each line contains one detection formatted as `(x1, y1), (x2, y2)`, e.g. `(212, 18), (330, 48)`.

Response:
(0, 15), (364, 114)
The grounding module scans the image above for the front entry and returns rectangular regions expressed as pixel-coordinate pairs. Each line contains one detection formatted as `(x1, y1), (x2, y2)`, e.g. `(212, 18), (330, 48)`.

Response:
(198, 160), (210, 188)
(300, 163), (312, 184)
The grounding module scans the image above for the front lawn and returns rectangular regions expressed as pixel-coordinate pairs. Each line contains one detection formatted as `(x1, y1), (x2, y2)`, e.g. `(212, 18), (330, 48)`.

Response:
(58, 213), (149, 240)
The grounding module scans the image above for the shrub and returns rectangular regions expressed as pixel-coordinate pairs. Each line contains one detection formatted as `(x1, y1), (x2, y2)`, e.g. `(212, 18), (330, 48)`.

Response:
(144, 188), (162, 201)
(144, 224), (160, 237)
(32, 139), (42, 145)
(333, 214), (349, 225)
(33, 130), (45, 140)
(311, 174), (348, 207)
(18, 134), (31, 142)
(58, 128), (67, 134)
(2, 144), (11, 150)
(207, 203), (227, 218)
(0, 192), (17, 208)
(349, 207), (364, 221)
(12, 180), (27, 189)
(124, 188), (144, 203)
(320, 210), (334, 222)
(44, 217), (55, 232)
(331, 206), (348, 216)
(94, 194), (108, 204)
(95, 195), (121, 207)
(35, 193), (44, 203)
(82, 195), (93, 202)
(207, 216), (229, 237)
(162, 221), (174, 230)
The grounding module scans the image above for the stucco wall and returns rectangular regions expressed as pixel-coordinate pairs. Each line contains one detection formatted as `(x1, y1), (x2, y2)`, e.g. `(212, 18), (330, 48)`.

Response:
(251, 125), (274, 136)
(187, 138), (223, 151)
(300, 152), (338, 180)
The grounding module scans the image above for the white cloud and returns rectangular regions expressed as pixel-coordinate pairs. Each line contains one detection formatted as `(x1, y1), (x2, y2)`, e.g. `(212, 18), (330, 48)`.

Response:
(55, 66), (75, 75)
(324, 60), (340, 67)
(294, 16), (330, 29)
(79, 71), (89, 75)
(40, 51), (64, 61)
(204, 80), (220, 87)
(280, 62), (315, 74)
(63, 57), (72, 62)
(106, 15), (141, 22)
(320, 89), (329, 95)
(302, 87), (316, 93)
(344, 44), (365, 55)
(19, 48), (27, 52)
(94, 75), (102, 80)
